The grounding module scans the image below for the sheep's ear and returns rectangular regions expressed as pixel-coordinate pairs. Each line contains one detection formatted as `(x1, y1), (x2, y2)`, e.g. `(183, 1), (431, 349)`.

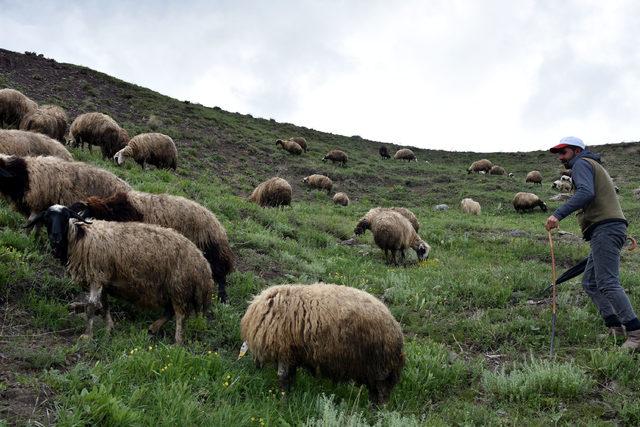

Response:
(23, 211), (45, 229)
(68, 209), (92, 224)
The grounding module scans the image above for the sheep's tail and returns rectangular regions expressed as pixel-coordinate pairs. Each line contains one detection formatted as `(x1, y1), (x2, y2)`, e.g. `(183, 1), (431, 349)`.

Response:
(202, 237), (235, 302)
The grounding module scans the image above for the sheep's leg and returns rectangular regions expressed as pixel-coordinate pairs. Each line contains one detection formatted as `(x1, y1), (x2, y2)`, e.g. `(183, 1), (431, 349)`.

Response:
(217, 277), (228, 304)
(102, 293), (114, 335)
(148, 305), (173, 335)
(174, 310), (185, 345)
(384, 249), (389, 263)
(391, 250), (398, 266)
(400, 249), (406, 267)
(80, 284), (103, 340)
(277, 361), (297, 392)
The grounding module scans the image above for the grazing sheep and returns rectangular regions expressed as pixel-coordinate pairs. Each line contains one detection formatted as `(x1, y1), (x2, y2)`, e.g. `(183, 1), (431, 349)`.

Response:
(322, 149), (348, 166)
(0, 129), (73, 161)
(467, 159), (493, 174)
(19, 105), (68, 142)
(369, 210), (430, 264)
(433, 204), (449, 211)
(25, 205), (213, 344)
(68, 191), (234, 302)
(489, 165), (506, 175)
(240, 283), (404, 404)
(525, 170), (543, 185)
(332, 192), (349, 206)
(249, 177), (292, 207)
(0, 88), (37, 128)
(460, 198), (481, 215)
(379, 145), (391, 159)
(552, 179), (572, 193)
(513, 192), (548, 213)
(354, 207), (420, 237)
(0, 154), (131, 218)
(113, 133), (178, 170)
(394, 148), (417, 161)
(69, 112), (129, 158)
(550, 194), (571, 202)
(275, 139), (303, 155)
(302, 174), (333, 194)
(289, 136), (308, 152)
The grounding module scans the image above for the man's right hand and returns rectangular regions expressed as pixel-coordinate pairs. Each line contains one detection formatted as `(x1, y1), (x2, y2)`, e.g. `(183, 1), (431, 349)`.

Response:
(545, 215), (560, 231)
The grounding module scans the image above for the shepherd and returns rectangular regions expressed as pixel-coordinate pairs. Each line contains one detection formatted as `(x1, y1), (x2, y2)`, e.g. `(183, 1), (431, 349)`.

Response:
(545, 136), (639, 350)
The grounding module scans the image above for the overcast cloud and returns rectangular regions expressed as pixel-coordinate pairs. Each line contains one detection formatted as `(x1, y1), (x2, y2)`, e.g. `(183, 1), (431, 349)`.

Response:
(1, 0), (639, 151)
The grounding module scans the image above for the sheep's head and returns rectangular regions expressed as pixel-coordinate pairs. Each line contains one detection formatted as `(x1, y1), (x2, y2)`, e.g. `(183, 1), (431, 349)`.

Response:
(414, 240), (431, 261)
(321, 156), (327, 162)
(302, 177), (309, 184)
(275, 139), (283, 147)
(539, 201), (548, 212)
(113, 148), (127, 166)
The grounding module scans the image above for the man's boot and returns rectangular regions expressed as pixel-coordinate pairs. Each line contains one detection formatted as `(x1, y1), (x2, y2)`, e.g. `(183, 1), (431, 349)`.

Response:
(622, 329), (640, 350)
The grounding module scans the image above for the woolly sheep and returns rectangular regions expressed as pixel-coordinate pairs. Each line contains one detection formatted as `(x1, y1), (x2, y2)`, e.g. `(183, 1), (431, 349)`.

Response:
(302, 174), (333, 194)
(460, 198), (481, 215)
(69, 112), (129, 158)
(552, 179), (572, 193)
(26, 205), (213, 344)
(394, 148), (417, 161)
(489, 165), (506, 175)
(114, 132), (178, 170)
(332, 192), (349, 206)
(369, 210), (430, 264)
(275, 139), (303, 155)
(513, 192), (548, 213)
(19, 105), (68, 142)
(354, 207), (420, 237)
(322, 149), (348, 166)
(467, 159), (493, 174)
(240, 283), (404, 404)
(289, 136), (307, 152)
(249, 177), (292, 207)
(0, 88), (37, 128)
(379, 145), (390, 159)
(68, 190), (234, 302)
(433, 204), (449, 211)
(525, 170), (543, 185)
(0, 129), (73, 161)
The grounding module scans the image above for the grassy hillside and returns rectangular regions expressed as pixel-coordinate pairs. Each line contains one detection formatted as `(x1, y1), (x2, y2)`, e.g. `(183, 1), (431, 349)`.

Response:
(1, 48), (640, 425)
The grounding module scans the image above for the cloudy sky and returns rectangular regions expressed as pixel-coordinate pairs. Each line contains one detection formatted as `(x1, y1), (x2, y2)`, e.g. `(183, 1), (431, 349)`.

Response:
(2, 0), (639, 151)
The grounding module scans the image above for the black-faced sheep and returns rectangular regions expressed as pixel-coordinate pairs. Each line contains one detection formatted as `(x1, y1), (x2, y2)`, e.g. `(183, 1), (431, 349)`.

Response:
(513, 192), (548, 213)
(354, 207), (420, 237)
(489, 165), (506, 175)
(275, 139), (302, 155)
(25, 205), (213, 344)
(0, 129), (73, 161)
(332, 192), (349, 206)
(69, 112), (129, 158)
(114, 132), (178, 170)
(0, 88), (37, 128)
(379, 145), (390, 159)
(249, 177), (292, 207)
(525, 170), (543, 185)
(19, 105), (68, 142)
(467, 159), (493, 174)
(394, 148), (417, 161)
(289, 137), (307, 152)
(369, 210), (430, 264)
(460, 198), (481, 215)
(240, 283), (404, 404)
(68, 191), (234, 302)
(322, 149), (348, 166)
(302, 174), (333, 194)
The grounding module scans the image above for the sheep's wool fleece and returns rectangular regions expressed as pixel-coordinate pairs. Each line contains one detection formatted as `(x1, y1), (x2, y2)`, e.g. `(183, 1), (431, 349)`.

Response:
(0, 129), (72, 160)
(122, 133), (177, 168)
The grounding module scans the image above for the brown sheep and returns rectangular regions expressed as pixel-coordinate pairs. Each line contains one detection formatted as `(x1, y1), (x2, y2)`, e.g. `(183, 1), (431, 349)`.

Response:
(354, 207), (419, 237)
(0, 129), (73, 161)
(69, 112), (129, 158)
(513, 192), (548, 213)
(322, 149), (348, 166)
(0, 88), (38, 128)
(249, 177), (292, 207)
(379, 145), (390, 159)
(240, 283), (404, 404)
(26, 205), (213, 345)
(370, 210), (430, 264)
(275, 139), (303, 155)
(489, 165), (506, 175)
(525, 170), (543, 185)
(467, 159), (493, 174)
(68, 191), (234, 302)
(19, 105), (68, 142)
(552, 179), (572, 193)
(460, 198), (481, 215)
(114, 133), (178, 170)
(394, 148), (417, 161)
(332, 192), (349, 206)
(289, 136), (307, 152)
(302, 174), (333, 194)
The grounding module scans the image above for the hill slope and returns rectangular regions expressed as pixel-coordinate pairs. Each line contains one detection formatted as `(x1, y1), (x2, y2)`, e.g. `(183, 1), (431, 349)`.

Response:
(1, 48), (640, 425)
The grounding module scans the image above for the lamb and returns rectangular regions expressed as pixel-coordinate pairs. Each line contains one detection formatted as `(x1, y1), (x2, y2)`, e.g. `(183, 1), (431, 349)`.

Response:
(69, 112), (129, 158)
(489, 165), (506, 175)
(25, 205), (213, 344)
(525, 170), (543, 185)
(369, 210), (430, 264)
(0, 129), (73, 161)
(240, 283), (404, 404)
(394, 148), (417, 161)
(379, 145), (391, 159)
(289, 136), (308, 152)
(68, 191), (234, 302)
(0, 88), (38, 128)
(322, 149), (348, 166)
(249, 177), (292, 207)
(460, 198), (481, 215)
(354, 207), (420, 237)
(275, 139), (303, 155)
(467, 159), (493, 174)
(0, 154), (131, 219)
(302, 174), (333, 194)
(513, 192), (548, 213)
(552, 179), (572, 193)
(19, 105), (68, 142)
(113, 132), (178, 170)
(332, 192), (349, 206)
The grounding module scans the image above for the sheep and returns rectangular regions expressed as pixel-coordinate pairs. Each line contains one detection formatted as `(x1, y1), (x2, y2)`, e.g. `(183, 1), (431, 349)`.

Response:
(68, 191), (234, 302)
(460, 198), (481, 215)
(302, 174), (333, 194)
(0, 129), (73, 161)
(240, 283), (404, 404)
(332, 192), (349, 206)
(275, 139), (303, 155)
(467, 159), (493, 174)
(513, 192), (548, 213)
(433, 204), (449, 211)
(489, 165), (506, 175)
(354, 207), (420, 238)
(322, 149), (348, 166)
(552, 179), (572, 193)
(394, 148), (417, 161)
(525, 170), (543, 185)
(113, 132), (178, 170)
(369, 210), (430, 264)
(69, 112), (129, 158)
(25, 205), (213, 344)
(289, 136), (307, 152)
(550, 193), (571, 202)
(19, 105), (68, 142)
(0, 88), (38, 128)
(249, 177), (292, 207)
(0, 154), (131, 219)
(379, 145), (391, 159)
